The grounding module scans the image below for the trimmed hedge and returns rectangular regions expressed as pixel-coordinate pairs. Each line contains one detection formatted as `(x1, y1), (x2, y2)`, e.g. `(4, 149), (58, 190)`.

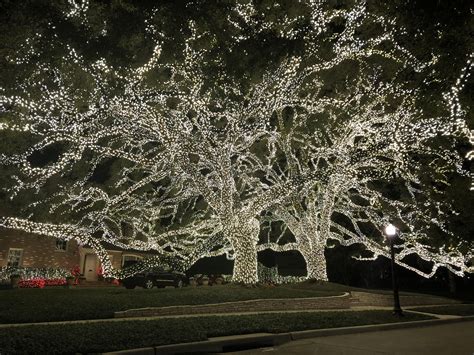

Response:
(0, 311), (432, 354)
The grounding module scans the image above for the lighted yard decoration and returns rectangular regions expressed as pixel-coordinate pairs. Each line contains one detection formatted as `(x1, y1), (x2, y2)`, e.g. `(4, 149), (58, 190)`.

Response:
(0, 0), (472, 283)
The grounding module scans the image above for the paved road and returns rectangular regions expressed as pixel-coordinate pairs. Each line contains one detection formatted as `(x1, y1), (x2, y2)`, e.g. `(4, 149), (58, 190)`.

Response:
(226, 320), (474, 355)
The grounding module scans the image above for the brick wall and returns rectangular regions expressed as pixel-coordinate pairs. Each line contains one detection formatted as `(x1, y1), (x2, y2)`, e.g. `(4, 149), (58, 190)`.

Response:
(0, 227), (80, 269)
(115, 291), (461, 318)
(0, 228), (158, 273)
(115, 293), (352, 318)
(79, 248), (147, 273)
(351, 291), (460, 307)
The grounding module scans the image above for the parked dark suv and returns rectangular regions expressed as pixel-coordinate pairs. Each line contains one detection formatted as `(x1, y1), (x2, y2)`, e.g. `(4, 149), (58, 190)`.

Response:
(121, 263), (187, 289)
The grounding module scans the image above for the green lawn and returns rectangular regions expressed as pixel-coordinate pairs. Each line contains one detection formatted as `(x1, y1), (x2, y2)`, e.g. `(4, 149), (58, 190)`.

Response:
(410, 304), (474, 316)
(0, 311), (433, 354)
(0, 284), (343, 324)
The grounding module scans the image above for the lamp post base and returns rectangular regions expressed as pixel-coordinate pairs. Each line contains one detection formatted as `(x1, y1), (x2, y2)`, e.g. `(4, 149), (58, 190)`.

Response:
(393, 308), (404, 316)
(389, 236), (403, 317)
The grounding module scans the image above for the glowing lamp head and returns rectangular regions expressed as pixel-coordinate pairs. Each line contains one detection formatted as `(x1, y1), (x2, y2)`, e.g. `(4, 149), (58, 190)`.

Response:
(385, 224), (397, 238)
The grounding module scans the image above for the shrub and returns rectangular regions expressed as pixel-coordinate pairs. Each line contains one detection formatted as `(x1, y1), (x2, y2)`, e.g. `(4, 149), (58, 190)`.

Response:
(18, 279), (46, 288)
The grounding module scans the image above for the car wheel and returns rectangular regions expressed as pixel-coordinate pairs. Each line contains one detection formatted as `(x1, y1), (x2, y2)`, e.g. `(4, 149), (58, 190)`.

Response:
(175, 279), (183, 288)
(144, 279), (154, 289)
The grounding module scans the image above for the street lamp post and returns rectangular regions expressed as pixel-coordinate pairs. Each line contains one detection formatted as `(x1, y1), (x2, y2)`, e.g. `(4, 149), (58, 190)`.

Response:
(385, 223), (403, 316)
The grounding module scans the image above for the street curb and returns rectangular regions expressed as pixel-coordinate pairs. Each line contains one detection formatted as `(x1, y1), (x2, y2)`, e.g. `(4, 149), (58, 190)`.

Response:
(104, 316), (474, 354)
(145, 333), (291, 355)
(289, 315), (474, 340)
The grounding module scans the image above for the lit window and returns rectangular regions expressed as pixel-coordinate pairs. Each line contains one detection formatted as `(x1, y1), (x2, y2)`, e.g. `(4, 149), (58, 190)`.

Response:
(55, 239), (68, 251)
(7, 248), (23, 267)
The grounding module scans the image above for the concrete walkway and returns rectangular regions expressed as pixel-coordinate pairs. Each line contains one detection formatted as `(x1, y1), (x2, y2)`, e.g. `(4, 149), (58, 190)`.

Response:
(227, 319), (474, 355)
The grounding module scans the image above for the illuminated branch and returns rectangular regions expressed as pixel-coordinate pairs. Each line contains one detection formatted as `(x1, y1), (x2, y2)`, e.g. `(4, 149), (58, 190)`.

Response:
(0, 0), (472, 285)
(267, 66), (472, 280)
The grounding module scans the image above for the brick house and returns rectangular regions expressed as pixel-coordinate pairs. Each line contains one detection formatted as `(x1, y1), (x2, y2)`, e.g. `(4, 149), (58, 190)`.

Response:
(0, 227), (150, 281)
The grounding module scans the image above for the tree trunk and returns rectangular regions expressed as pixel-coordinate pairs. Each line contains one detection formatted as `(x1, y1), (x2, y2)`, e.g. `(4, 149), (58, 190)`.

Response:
(232, 238), (259, 284)
(302, 176), (338, 282)
(226, 217), (260, 284)
(301, 244), (328, 281)
(448, 269), (456, 295)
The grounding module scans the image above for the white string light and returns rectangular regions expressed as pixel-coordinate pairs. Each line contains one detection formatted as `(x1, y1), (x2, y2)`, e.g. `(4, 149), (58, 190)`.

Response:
(0, 0), (472, 284)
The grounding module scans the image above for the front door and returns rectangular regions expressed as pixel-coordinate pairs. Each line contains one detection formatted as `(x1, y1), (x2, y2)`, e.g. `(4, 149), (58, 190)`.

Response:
(84, 254), (98, 281)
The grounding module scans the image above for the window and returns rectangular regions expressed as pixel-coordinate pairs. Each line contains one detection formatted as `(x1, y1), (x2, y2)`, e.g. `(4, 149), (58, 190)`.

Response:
(55, 239), (68, 251)
(122, 255), (142, 266)
(7, 248), (23, 267)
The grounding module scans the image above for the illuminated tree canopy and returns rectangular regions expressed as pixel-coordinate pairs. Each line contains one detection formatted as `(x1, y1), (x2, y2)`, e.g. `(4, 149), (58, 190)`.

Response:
(0, 0), (472, 283)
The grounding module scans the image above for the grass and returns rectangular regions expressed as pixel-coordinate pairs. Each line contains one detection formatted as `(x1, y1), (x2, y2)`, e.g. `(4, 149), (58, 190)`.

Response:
(410, 304), (474, 316)
(0, 284), (343, 324)
(0, 311), (433, 354)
